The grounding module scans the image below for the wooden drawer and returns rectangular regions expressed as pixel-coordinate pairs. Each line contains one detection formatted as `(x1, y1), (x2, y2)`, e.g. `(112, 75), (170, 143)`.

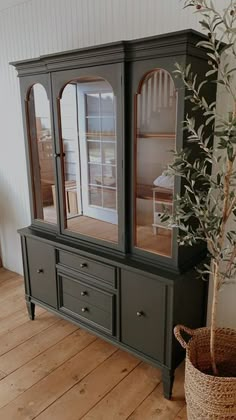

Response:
(121, 269), (166, 363)
(60, 275), (113, 313)
(59, 275), (115, 335)
(26, 238), (57, 308)
(58, 250), (116, 287)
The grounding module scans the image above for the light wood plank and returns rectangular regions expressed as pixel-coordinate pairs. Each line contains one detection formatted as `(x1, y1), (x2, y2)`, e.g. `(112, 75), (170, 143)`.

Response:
(36, 350), (140, 420)
(0, 296), (26, 319)
(0, 268), (187, 420)
(0, 269), (19, 284)
(0, 305), (45, 336)
(0, 319), (78, 374)
(0, 311), (58, 356)
(0, 340), (116, 419)
(175, 406), (188, 419)
(127, 387), (184, 420)
(80, 363), (162, 420)
(0, 276), (23, 302)
(0, 370), (6, 380)
(0, 329), (96, 408)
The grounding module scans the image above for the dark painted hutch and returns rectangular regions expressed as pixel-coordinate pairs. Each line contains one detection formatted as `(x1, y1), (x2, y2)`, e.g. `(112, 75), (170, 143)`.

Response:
(12, 30), (215, 399)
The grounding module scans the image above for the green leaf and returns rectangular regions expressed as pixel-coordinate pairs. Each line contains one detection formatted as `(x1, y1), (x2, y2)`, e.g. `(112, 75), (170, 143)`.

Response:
(220, 43), (234, 54)
(206, 69), (218, 77)
(199, 20), (211, 31)
(227, 67), (236, 75)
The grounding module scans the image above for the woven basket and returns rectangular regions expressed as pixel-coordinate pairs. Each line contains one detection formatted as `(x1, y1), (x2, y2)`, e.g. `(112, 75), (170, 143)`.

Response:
(174, 325), (236, 420)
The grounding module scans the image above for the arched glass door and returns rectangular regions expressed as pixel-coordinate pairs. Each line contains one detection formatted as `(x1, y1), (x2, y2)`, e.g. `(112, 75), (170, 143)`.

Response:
(59, 77), (118, 243)
(134, 69), (177, 257)
(27, 83), (57, 224)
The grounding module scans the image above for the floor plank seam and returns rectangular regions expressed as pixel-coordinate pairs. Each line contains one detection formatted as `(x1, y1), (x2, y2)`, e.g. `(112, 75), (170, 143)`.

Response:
(126, 381), (161, 420)
(78, 360), (143, 420)
(0, 369), (7, 378)
(0, 316), (61, 358)
(0, 321), (80, 376)
(0, 269), (187, 420)
(0, 308), (48, 339)
(32, 346), (120, 420)
(174, 404), (187, 419)
(0, 308), (46, 337)
(0, 337), (99, 411)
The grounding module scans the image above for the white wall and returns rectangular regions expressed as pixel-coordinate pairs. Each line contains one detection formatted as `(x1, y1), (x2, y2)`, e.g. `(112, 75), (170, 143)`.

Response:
(0, 0), (234, 327)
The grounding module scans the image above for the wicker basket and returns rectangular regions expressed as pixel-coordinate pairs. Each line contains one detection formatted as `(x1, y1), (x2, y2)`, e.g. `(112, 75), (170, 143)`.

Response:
(174, 325), (236, 420)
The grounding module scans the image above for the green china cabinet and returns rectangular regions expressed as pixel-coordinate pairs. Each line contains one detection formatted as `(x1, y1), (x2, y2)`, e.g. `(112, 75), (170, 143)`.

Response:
(12, 30), (215, 399)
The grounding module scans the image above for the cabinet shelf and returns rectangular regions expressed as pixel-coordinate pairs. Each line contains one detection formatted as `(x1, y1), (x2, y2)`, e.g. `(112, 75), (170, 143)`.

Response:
(137, 132), (175, 139)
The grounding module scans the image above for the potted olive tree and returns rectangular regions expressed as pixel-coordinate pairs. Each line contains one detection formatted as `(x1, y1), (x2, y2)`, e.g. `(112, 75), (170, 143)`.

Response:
(166, 1), (236, 418)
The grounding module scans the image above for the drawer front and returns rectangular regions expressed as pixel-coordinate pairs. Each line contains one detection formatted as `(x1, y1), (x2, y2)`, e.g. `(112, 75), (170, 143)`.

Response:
(58, 250), (116, 287)
(59, 277), (114, 335)
(121, 269), (166, 363)
(26, 238), (57, 308)
(60, 275), (113, 313)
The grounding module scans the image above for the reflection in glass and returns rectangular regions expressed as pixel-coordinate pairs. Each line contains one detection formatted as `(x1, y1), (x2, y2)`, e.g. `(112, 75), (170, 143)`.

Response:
(60, 77), (118, 243)
(103, 165), (116, 187)
(27, 83), (57, 224)
(87, 142), (101, 163)
(86, 117), (100, 134)
(89, 186), (102, 207)
(103, 189), (116, 210)
(102, 142), (116, 164)
(89, 164), (102, 185)
(135, 69), (177, 257)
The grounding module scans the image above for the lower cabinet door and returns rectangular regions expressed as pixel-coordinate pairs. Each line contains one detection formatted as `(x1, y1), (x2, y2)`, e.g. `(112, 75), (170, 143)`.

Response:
(121, 269), (166, 363)
(26, 237), (57, 308)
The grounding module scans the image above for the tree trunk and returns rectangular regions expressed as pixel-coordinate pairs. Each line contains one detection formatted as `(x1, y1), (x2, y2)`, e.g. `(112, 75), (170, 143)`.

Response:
(210, 260), (219, 376)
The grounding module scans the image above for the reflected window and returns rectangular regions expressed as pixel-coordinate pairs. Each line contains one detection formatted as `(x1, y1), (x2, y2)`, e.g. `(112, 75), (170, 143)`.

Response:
(27, 83), (57, 224)
(60, 78), (118, 243)
(135, 69), (177, 257)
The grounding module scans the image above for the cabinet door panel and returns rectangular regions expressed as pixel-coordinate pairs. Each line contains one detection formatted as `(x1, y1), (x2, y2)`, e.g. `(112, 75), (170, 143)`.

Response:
(26, 238), (57, 308)
(121, 269), (166, 363)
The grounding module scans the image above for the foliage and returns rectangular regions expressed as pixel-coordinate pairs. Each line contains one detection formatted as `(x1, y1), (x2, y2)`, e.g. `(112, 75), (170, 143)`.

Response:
(168, 0), (236, 374)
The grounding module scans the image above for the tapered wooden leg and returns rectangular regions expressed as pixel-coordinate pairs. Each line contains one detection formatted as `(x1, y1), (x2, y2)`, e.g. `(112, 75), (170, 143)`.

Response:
(162, 368), (174, 400)
(26, 301), (35, 320)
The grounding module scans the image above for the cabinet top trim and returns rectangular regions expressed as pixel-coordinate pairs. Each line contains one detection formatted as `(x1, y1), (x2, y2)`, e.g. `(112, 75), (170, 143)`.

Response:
(10, 29), (209, 76)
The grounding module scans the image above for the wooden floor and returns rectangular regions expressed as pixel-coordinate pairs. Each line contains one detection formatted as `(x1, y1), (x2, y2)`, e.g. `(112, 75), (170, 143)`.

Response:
(0, 267), (187, 420)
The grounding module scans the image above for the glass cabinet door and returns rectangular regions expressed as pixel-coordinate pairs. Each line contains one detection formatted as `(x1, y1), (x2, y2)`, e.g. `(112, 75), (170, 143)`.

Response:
(134, 69), (177, 257)
(27, 83), (57, 224)
(59, 77), (118, 244)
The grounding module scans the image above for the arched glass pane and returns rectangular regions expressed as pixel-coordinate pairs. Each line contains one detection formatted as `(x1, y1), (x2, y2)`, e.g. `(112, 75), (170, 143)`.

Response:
(60, 77), (118, 243)
(27, 84), (57, 224)
(135, 69), (177, 257)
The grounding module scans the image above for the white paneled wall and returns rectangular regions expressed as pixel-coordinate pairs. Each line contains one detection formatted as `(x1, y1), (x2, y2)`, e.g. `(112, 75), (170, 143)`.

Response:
(0, 0), (234, 327)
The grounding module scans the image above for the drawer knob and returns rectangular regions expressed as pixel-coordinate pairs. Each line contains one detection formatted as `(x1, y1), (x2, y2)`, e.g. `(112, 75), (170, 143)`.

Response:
(81, 307), (88, 313)
(54, 152), (65, 158)
(80, 263), (87, 269)
(37, 269), (44, 274)
(136, 311), (144, 317)
(81, 291), (87, 296)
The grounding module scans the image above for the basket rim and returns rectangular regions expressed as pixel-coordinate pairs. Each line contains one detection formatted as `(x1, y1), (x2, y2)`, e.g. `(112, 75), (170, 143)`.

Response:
(185, 326), (236, 382)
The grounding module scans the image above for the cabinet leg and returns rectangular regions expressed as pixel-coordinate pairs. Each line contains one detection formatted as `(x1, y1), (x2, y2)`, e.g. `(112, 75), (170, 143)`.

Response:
(162, 368), (174, 400)
(26, 301), (35, 320)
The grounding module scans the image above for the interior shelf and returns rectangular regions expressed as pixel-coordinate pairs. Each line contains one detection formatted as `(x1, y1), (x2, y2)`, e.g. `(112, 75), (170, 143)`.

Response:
(137, 132), (176, 139)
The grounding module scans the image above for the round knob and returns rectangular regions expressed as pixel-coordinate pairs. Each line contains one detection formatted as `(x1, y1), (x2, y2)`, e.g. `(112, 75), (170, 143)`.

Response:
(136, 311), (143, 317)
(80, 291), (87, 296)
(54, 152), (65, 158)
(81, 307), (88, 313)
(37, 269), (44, 274)
(80, 263), (87, 269)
